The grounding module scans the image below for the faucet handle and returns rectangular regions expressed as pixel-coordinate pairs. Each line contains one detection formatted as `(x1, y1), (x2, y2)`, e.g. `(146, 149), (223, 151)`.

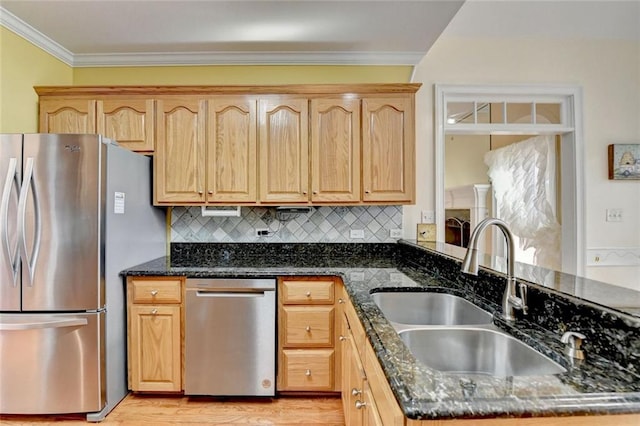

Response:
(561, 331), (586, 359)
(518, 282), (528, 315)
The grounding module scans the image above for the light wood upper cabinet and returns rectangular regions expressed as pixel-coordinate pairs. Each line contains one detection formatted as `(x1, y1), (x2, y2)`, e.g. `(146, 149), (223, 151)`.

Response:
(362, 96), (415, 203)
(259, 98), (309, 203)
(39, 99), (96, 134)
(97, 99), (155, 153)
(310, 98), (361, 203)
(207, 98), (258, 203)
(154, 97), (206, 204)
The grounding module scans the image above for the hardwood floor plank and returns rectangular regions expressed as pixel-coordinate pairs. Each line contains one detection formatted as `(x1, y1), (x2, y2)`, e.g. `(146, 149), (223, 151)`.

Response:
(0, 394), (345, 425)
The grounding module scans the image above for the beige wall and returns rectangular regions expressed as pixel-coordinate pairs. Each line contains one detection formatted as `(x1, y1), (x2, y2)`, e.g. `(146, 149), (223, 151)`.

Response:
(410, 37), (640, 290)
(444, 134), (491, 188)
(73, 65), (412, 85)
(0, 27), (73, 132)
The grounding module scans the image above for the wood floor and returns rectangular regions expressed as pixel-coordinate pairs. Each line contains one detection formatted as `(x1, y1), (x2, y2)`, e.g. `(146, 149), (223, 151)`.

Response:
(0, 394), (345, 425)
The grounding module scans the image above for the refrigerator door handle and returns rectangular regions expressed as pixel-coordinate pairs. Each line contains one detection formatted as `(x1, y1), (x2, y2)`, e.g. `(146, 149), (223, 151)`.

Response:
(0, 157), (20, 286)
(17, 157), (41, 286)
(0, 315), (88, 331)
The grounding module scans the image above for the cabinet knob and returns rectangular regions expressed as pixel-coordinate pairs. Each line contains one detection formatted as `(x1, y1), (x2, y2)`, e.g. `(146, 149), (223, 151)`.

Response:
(312, 191), (318, 195)
(150, 309), (158, 315)
(208, 190), (213, 195)
(198, 190), (204, 195)
(351, 388), (362, 396)
(339, 335), (346, 341)
(150, 290), (158, 296)
(302, 191), (308, 195)
(338, 298), (344, 304)
(355, 400), (366, 409)
(365, 190), (371, 194)
(305, 326), (311, 332)
(306, 291), (311, 297)
(305, 369), (312, 377)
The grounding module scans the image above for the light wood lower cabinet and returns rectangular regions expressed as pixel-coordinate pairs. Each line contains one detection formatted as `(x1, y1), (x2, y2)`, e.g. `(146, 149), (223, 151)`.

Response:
(277, 276), (343, 392)
(341, 297), (401, 426)
(127, 276), (185, 392)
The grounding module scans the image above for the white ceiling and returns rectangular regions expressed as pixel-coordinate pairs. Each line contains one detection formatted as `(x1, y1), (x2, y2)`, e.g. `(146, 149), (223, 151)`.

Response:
(0, 0), (638, 67)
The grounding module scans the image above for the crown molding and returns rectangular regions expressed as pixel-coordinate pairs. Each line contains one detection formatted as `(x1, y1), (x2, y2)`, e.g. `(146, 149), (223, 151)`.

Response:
(0, 6), (74, 66)
(1, 7), (423, 67)
(72, 51), (425, 67)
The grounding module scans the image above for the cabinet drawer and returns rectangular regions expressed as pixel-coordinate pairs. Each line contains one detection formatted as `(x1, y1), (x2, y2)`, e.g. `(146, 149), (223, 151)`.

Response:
(281, 279), (334, 304)
(281, 349), (334, 391)
(131, 278), (182, 304)
(281, 306), (334, 347)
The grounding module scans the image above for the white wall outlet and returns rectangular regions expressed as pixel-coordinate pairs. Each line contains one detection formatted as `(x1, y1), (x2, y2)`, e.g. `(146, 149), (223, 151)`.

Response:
(421, 210), (435, 223)
(606, 208), (623, 222)
(350, 229), (365, 239)
(390, 229), (403, 238)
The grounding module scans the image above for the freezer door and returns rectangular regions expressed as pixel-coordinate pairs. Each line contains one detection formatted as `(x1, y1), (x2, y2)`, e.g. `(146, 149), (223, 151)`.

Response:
(0, 312), (105, 414)
(21, 134), (103, 311)
(0, 134), (22, 311)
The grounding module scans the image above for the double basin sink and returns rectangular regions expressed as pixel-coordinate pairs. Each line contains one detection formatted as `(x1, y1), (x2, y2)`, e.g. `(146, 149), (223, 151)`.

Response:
(371, 291), (565, 377)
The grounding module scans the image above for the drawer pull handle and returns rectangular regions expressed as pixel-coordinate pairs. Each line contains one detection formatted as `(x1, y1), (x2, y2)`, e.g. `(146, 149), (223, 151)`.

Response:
(339, 335), (346, 341)
(306, 291), (311, 297)
(355, 400), (366, 409)
(150, 290), (158, 296)
(351, 388), (362, 396)
(150, 309), (158, 315)
(305, 326), (311, 332)
(305, 369), (311, 376)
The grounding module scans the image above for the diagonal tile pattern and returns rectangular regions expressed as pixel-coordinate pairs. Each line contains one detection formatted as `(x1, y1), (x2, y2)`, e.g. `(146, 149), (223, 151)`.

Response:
(171, 206), (403, 243)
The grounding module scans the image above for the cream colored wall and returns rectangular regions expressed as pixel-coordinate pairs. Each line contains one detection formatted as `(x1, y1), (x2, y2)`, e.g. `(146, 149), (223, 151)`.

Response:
(73, 65), (412, 85)
(444, 134), (491, 188)
(0, 27), (72, 132)
(409, 38), (640, 290)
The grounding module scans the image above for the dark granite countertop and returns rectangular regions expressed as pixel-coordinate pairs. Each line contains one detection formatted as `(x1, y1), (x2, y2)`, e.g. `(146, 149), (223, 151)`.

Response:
(121, 242), (640, 421)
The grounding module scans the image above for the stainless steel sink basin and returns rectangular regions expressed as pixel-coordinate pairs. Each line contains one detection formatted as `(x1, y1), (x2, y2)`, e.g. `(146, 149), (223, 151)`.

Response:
(371, 292), (493, 326)
(399, 328), (566, 377)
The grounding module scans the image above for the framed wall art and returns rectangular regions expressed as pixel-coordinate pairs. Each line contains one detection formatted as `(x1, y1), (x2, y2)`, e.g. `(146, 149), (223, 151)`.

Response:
(608, 144), (640, 180)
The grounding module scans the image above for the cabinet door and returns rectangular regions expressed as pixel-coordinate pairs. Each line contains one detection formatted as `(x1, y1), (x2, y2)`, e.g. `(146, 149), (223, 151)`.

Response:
(259, 98), (309, 203)
(310, 98), (360, 203)
(207, 97), (257, 203)
(155, 97), (206, 204)
(362, 97), (415, 203)
(129, 305), (181, 392)
(345, 331), (365, 426)
(97, 99), (154, 152)
(39, 99), (96, 133)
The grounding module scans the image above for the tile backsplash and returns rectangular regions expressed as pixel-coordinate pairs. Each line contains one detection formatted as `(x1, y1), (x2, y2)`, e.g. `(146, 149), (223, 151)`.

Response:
(171, 206), (402, 243)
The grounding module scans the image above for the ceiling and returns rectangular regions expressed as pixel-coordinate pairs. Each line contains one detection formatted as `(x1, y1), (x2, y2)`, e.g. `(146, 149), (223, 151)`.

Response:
(0, 0), (638, 67)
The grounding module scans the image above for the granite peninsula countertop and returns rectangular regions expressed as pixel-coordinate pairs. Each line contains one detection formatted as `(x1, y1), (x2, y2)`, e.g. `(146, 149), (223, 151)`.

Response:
(121, 243), (640, 420)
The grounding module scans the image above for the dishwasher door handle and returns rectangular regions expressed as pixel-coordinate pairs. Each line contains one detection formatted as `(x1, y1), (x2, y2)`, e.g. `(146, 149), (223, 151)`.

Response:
(193, 290), (271, 298)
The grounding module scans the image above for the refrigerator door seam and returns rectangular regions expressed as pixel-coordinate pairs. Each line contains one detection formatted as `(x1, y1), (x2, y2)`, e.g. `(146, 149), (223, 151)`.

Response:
(17, 157), (41, 285)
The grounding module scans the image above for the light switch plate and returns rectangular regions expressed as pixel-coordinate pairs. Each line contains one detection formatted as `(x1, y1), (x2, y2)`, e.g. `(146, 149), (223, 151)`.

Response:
(417, 223), (436, 242)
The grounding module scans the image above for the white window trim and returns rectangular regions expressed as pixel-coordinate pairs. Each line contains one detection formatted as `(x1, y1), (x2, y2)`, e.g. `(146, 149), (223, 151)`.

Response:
(434, 84), (585, 276)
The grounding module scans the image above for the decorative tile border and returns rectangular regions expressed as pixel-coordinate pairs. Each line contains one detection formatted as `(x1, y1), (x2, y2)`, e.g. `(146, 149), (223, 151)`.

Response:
(171, 205), (403, 243)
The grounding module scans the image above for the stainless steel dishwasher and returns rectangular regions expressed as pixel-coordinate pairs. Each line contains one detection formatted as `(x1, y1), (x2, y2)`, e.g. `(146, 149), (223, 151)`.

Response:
(185, 278), (276, 396)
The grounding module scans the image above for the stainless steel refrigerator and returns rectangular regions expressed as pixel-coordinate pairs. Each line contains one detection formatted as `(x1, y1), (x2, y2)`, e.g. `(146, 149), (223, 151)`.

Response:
(0, 134), (166, 420)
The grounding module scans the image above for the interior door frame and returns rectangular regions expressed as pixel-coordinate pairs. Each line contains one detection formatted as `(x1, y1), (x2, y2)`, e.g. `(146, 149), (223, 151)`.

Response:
(434, 84), (585, 276)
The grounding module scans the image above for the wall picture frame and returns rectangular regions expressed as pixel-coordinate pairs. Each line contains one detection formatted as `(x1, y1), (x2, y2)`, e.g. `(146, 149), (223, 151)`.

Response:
(608, 144), (640, 180)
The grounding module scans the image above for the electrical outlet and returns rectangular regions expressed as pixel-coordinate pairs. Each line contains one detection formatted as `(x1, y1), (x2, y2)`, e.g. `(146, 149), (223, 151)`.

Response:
(606, 208), (623, 222)
(421, 210), (435, 223)
(350, 229), (365, 239)
(255, 228), (270, 237)
(390, 229), (402, 238)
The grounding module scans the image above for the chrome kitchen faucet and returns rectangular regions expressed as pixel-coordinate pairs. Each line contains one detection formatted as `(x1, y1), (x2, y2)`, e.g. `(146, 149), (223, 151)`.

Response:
(461, 218), (528, 322)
